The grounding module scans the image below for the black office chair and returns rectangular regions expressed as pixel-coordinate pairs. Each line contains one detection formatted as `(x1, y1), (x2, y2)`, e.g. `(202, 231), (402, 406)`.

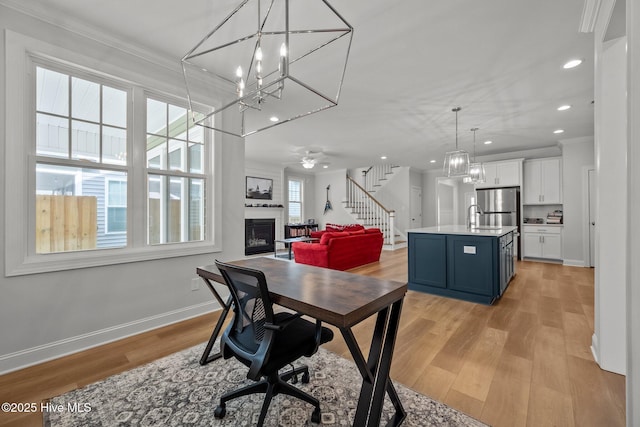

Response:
(213, 260), (334, 426)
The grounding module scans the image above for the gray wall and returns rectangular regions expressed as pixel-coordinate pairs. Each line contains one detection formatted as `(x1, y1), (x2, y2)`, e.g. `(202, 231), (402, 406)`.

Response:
(0, 6), (246, 372)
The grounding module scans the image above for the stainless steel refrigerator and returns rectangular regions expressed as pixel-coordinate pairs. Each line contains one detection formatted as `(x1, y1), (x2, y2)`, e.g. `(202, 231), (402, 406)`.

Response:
(477, 187), (521, 259)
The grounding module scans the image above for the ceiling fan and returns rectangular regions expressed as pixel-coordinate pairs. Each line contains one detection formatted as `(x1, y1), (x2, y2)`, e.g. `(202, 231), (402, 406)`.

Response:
(289, 149), (330, 169)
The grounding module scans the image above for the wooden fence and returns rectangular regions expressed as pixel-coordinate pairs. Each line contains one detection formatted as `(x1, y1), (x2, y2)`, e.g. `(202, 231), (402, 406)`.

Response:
(36, 195), (97, 253)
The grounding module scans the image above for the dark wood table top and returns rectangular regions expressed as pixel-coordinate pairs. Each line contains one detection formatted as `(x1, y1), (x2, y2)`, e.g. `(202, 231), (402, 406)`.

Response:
(197, 257), (407, 329)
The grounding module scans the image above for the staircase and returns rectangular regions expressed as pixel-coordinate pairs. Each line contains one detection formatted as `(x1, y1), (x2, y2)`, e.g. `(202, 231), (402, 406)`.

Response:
(362, 164), (399, 193)
(345, 174), (406, 250)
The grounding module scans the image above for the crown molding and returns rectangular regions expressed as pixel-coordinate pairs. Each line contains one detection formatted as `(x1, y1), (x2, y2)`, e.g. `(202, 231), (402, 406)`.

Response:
(580, 0), (602, 33)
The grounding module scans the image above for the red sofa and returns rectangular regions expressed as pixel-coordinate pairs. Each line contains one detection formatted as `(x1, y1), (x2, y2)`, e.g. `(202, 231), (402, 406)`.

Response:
(292, 227), (384, 271)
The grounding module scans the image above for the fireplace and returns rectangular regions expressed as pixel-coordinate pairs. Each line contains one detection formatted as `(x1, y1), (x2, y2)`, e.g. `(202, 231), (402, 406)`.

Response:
(245, 218), (276, 255)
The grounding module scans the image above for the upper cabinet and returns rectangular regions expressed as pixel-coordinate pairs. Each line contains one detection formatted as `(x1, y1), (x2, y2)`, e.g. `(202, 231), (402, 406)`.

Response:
(523, 157), (562, 205)
(475, 159), (522, 189)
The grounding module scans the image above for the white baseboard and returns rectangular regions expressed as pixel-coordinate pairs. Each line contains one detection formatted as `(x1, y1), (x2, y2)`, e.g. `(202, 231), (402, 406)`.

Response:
(563, 259), (586, 267)
(591, 333), (600, 365)
(0, 301), (219, 375)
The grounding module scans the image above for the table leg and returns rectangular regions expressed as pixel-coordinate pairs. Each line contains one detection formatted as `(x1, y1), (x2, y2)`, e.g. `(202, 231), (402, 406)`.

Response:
(340, 298), (405, 427)
(199, 277), (232, 365)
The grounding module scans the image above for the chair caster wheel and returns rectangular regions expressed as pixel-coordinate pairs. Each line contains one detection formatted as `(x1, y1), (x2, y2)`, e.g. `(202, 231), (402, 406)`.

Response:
(291, 374), (298, 384)
(214, 404), (226, 419)
(301, 372), (310, 384)
(311, 407), (321, 424)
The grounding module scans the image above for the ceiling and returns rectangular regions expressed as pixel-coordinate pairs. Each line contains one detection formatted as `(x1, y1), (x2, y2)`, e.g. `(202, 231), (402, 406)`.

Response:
(4, 0), (595, 172)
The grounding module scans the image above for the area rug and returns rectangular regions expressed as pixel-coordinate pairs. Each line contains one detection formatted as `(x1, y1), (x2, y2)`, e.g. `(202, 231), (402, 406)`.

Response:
(44, 342), (487, 426)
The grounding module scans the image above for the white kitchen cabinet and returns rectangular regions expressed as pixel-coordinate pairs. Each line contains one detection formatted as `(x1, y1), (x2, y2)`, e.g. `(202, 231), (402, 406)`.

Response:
(522, 225), (562, 260)
(475, 160), (522, 188)
(523, 158), (562, 204)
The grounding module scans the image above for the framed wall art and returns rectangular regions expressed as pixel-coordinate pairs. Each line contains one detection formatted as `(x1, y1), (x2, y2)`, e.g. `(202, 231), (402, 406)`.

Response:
(246, 176), (273, 200)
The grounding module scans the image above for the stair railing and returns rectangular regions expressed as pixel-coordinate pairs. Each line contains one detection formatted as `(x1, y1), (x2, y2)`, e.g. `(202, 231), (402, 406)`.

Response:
(362, 164), (395, 192)
(346, 175), (395, 247)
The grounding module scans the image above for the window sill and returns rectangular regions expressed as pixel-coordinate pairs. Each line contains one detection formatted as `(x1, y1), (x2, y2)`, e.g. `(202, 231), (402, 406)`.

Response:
(5, 241), (221, 277)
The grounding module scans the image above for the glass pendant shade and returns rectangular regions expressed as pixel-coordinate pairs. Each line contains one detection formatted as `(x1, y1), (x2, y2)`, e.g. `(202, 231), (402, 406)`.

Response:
(464, 162), (486, 183)
(443, 150), (470, 177)
(443, 107), (470, 177)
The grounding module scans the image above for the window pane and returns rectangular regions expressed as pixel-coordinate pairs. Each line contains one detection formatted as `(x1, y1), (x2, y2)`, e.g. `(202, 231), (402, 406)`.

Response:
(168, 139), (185, 172)
(189, 143), (203, 173)
(37, 67), (68, 116)
(147, 174), (204, 244)
(36, 164), (127, 253)
(102, 126), (127, 165)
(147, 98), (166, 135)
(71, 120), (100, 162)
(190, 179), (204, 241)
(288, 179), (302, 223)
(71, 77), (100, 122)
(103, 86), (127, 127)
(37, 113), (69, 158)
(168, 104), (187, 140)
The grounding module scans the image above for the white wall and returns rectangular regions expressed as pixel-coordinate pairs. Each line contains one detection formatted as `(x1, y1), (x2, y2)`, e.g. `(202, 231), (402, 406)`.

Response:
(593, 35), (627, 375)
(560, 137), (595, 266)
(371, 167), (410, 232)
(627, 0), (640, 421)
(313, 169), (354, 227)
(422, 170), (440, 227)
(0, 6), (246, 373)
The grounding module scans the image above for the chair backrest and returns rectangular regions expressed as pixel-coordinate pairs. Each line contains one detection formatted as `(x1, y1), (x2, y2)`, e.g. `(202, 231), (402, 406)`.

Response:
(215, 260), (276, 354)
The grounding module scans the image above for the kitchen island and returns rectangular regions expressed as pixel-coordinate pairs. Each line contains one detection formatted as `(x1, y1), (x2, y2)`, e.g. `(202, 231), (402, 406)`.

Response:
(406, 225), (517, 304)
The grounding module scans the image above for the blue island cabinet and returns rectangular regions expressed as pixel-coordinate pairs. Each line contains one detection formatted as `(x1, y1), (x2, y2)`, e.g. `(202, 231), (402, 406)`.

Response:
(408, 231), (507, 305)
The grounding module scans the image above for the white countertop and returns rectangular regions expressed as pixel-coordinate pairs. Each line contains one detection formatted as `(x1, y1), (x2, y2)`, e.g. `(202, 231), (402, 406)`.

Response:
(406, 225), (518, 237)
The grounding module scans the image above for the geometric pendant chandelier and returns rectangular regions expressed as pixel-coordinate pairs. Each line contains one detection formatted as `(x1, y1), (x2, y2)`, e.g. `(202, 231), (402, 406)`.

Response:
(443, 107), (470, 177)
(464, 127), (486, 184)
(181, 0), (353, 138)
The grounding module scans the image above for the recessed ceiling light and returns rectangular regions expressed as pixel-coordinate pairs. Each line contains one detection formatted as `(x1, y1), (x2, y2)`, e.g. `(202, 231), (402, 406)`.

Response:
(380, 155), (387, 160)
(484, 140), (493, 145)
(553, 129), (564, 134)
(557, 105), (571, 111)
(563, 59), (583, 69)
(322, 165), (329, 169)
(430, 160), (436, 163)
(269, 116), (279, 122)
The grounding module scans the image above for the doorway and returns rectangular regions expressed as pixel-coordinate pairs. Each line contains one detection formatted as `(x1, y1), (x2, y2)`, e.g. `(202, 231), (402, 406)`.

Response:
(436, 178), (457, 226)
(410, 186), (422, 229)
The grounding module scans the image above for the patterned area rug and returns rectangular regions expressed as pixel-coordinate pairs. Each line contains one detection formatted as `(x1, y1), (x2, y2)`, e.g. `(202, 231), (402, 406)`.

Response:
(44, 343), (487, 426)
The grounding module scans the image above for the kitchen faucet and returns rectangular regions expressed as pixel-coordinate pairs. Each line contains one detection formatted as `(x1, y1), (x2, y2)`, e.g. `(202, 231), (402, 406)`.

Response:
(467, 204), (484, 229)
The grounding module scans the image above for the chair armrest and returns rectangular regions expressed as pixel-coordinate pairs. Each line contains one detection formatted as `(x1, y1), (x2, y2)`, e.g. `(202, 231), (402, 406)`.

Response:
(265, 312), (304, 331)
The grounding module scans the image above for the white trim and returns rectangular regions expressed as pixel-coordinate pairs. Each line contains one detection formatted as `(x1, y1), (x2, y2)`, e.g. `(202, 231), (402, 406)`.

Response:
(0, 301), (223, 375)
(582, 166), (596, 268)
(591, 332), (600, 365)
(563, 259), (586, 267)
(580, 0), (603, 33)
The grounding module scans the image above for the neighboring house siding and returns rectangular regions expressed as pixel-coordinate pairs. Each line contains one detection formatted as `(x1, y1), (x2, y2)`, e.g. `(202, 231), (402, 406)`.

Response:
(84, 174), (127, 248)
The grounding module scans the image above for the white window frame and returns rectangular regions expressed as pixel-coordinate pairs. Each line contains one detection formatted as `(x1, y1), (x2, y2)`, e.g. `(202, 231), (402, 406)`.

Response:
(4, 30), (222, 276)
(287, 177), (304, 224)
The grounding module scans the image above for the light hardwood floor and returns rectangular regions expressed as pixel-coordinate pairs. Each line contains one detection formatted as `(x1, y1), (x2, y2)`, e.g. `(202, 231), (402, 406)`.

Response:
(0, 249), (625, 427)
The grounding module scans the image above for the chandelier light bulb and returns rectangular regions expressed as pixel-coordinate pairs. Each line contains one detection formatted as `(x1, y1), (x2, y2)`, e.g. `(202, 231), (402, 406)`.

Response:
(280, 43), (287, 57)
(255, 47), (263, 61)
(236, 66), (243, 78)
